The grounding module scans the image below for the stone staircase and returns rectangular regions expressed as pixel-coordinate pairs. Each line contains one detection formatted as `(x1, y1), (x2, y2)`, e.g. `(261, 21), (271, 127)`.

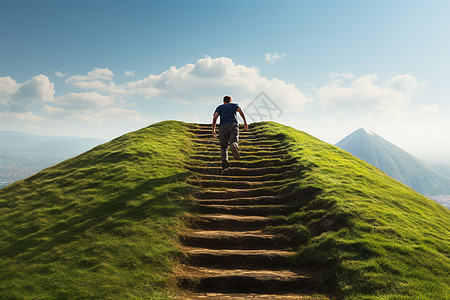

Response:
(177, 124), (322, 299)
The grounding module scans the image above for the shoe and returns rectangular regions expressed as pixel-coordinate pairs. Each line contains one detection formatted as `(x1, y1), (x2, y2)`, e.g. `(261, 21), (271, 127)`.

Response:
(221, 167), (229, 175)
(230, 142), (240, 160)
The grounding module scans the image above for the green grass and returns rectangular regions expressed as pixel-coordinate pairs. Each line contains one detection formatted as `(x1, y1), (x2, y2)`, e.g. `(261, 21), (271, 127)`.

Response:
(252, 122), (449, 299)
(0, 121), (196, 299)
(0, 120), (448, 299)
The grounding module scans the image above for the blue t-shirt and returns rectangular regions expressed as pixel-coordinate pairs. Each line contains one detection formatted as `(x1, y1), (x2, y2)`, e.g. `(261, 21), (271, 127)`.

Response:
(214, 103), (240, 125)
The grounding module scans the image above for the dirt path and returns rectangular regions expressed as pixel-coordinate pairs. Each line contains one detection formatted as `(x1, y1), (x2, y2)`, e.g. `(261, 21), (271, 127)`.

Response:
(177, 124), (324, 299)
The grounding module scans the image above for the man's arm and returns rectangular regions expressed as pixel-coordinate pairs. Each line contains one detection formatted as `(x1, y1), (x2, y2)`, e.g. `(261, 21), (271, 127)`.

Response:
(212, 112), (219, 138)
(237, 108), (248, 131)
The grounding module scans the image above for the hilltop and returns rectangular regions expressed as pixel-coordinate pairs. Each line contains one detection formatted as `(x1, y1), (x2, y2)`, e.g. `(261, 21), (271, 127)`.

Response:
(0, 121), (448, 299)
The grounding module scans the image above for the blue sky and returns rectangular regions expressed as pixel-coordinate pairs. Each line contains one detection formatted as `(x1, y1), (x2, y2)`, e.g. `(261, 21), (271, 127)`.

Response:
(1, 0), (450, 161)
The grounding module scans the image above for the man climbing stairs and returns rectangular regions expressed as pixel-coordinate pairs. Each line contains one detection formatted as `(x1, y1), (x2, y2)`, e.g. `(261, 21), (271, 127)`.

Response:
(177, 124), (324, 299)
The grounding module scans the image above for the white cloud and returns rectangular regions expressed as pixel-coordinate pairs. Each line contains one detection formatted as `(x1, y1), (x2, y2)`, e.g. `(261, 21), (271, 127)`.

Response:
(0, 72), (144, 132)
(0, 72), (141, 118)
(55, 92), (116, 109)
(68, 79), (111, 91)
(388, 74), (425, 94)
(42, 105), (65, 115)
(317, 73), (425, 117)
(0, 75), (55, 112)
(265, 53), (286, 64)
(55, 71), (68, 78)
(55, 106), (144, 123)
(20, 75), (55, 101)
(0, 111), (45, 121)
(0, 76), (19, 105)
(66, 68), (127, 95)
(67, 68), (114, 83)
(39, 92), (144, 131)
(94, 107), (142, 121)
(418, 104), (438, 114)
(328, 72), (355, 80)
(127, 56), (311, 110)
(124, 70), (135, 76)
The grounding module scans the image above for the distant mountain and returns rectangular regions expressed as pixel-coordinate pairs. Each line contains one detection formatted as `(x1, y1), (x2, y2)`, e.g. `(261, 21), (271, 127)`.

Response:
(0, 131), (105, 155)
(423, 160), (450, 179)
(336, 128), (450, 197)
(0, 131), (106, 188)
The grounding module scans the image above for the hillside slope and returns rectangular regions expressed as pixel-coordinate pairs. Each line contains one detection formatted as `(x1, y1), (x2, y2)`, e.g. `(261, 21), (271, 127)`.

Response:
(261, 123), (449, 298)
(0, 121), (195, 299)
(335, 128), (450, 196)
(0, 121), (448, 299)
(425, 160), (450, 179)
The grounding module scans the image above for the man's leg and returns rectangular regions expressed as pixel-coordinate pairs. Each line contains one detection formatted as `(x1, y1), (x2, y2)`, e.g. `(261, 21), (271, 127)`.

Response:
(219, 125), (230, 171)
(229, 125), (240, 160)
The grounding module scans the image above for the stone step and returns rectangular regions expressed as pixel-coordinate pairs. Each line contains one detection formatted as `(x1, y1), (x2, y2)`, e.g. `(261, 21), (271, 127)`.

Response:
(190, 134), (280, 141)
(177, 266), (313, 294)
(188, 179), (290, 189)
(190, 153), (286, 161)
(192, 141), (288, 149)
(189, 127), (253, 134)
(181, 247), (295, 269)
(190, 125), (251, 130)
(192, 123), (256, 130)
(191, 139), (286, 147)
(192, 146), (288, 155)
(181, 292), (317, 299)
(194, 195), (288, 206)
(195, 188), (278, 199)
(190, 132), (262, 139)
(193, 159), (293, 169)
(191, 148), (288, 156)
(191, 132), (256, 139)
(187, 165), (295, 176)
(189, 179), (267, 189)
(186, 214), (277, 231)
(189, 154), (289, 163)
(191, 173), (292, 182)
(194, 204), (293, 216)
(179, 229), (288, 250)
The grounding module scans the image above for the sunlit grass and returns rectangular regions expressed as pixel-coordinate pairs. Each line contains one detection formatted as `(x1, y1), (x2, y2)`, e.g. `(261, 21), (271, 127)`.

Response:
(254, 122), (449, 299)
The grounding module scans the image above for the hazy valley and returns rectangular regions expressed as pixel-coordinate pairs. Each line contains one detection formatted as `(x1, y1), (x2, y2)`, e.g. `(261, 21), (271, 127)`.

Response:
(0, 131), (106, 188)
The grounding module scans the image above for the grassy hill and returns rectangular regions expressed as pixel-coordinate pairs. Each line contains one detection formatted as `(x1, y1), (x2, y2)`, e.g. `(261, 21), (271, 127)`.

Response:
(264, 123), (449, 299)
(0, 121), (196, 299)
(0, 121), (448, 299)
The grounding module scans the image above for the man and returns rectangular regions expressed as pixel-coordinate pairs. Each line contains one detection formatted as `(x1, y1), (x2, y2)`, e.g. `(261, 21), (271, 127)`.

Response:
(212, 95), (248, 174)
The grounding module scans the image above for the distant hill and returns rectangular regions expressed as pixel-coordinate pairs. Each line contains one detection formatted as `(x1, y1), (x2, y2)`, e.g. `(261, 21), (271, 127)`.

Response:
(0, 131), (106, 188)
(336, 128), (450, 197)
(0, 131), (106, 154)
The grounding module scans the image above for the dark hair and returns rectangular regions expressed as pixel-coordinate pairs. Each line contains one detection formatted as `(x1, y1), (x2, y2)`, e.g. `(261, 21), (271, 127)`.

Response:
(223, 96), (232, 103)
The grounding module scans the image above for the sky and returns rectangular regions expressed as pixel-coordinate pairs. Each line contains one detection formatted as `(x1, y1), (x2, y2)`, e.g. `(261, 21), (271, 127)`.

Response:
(1, 0), (450, 162)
